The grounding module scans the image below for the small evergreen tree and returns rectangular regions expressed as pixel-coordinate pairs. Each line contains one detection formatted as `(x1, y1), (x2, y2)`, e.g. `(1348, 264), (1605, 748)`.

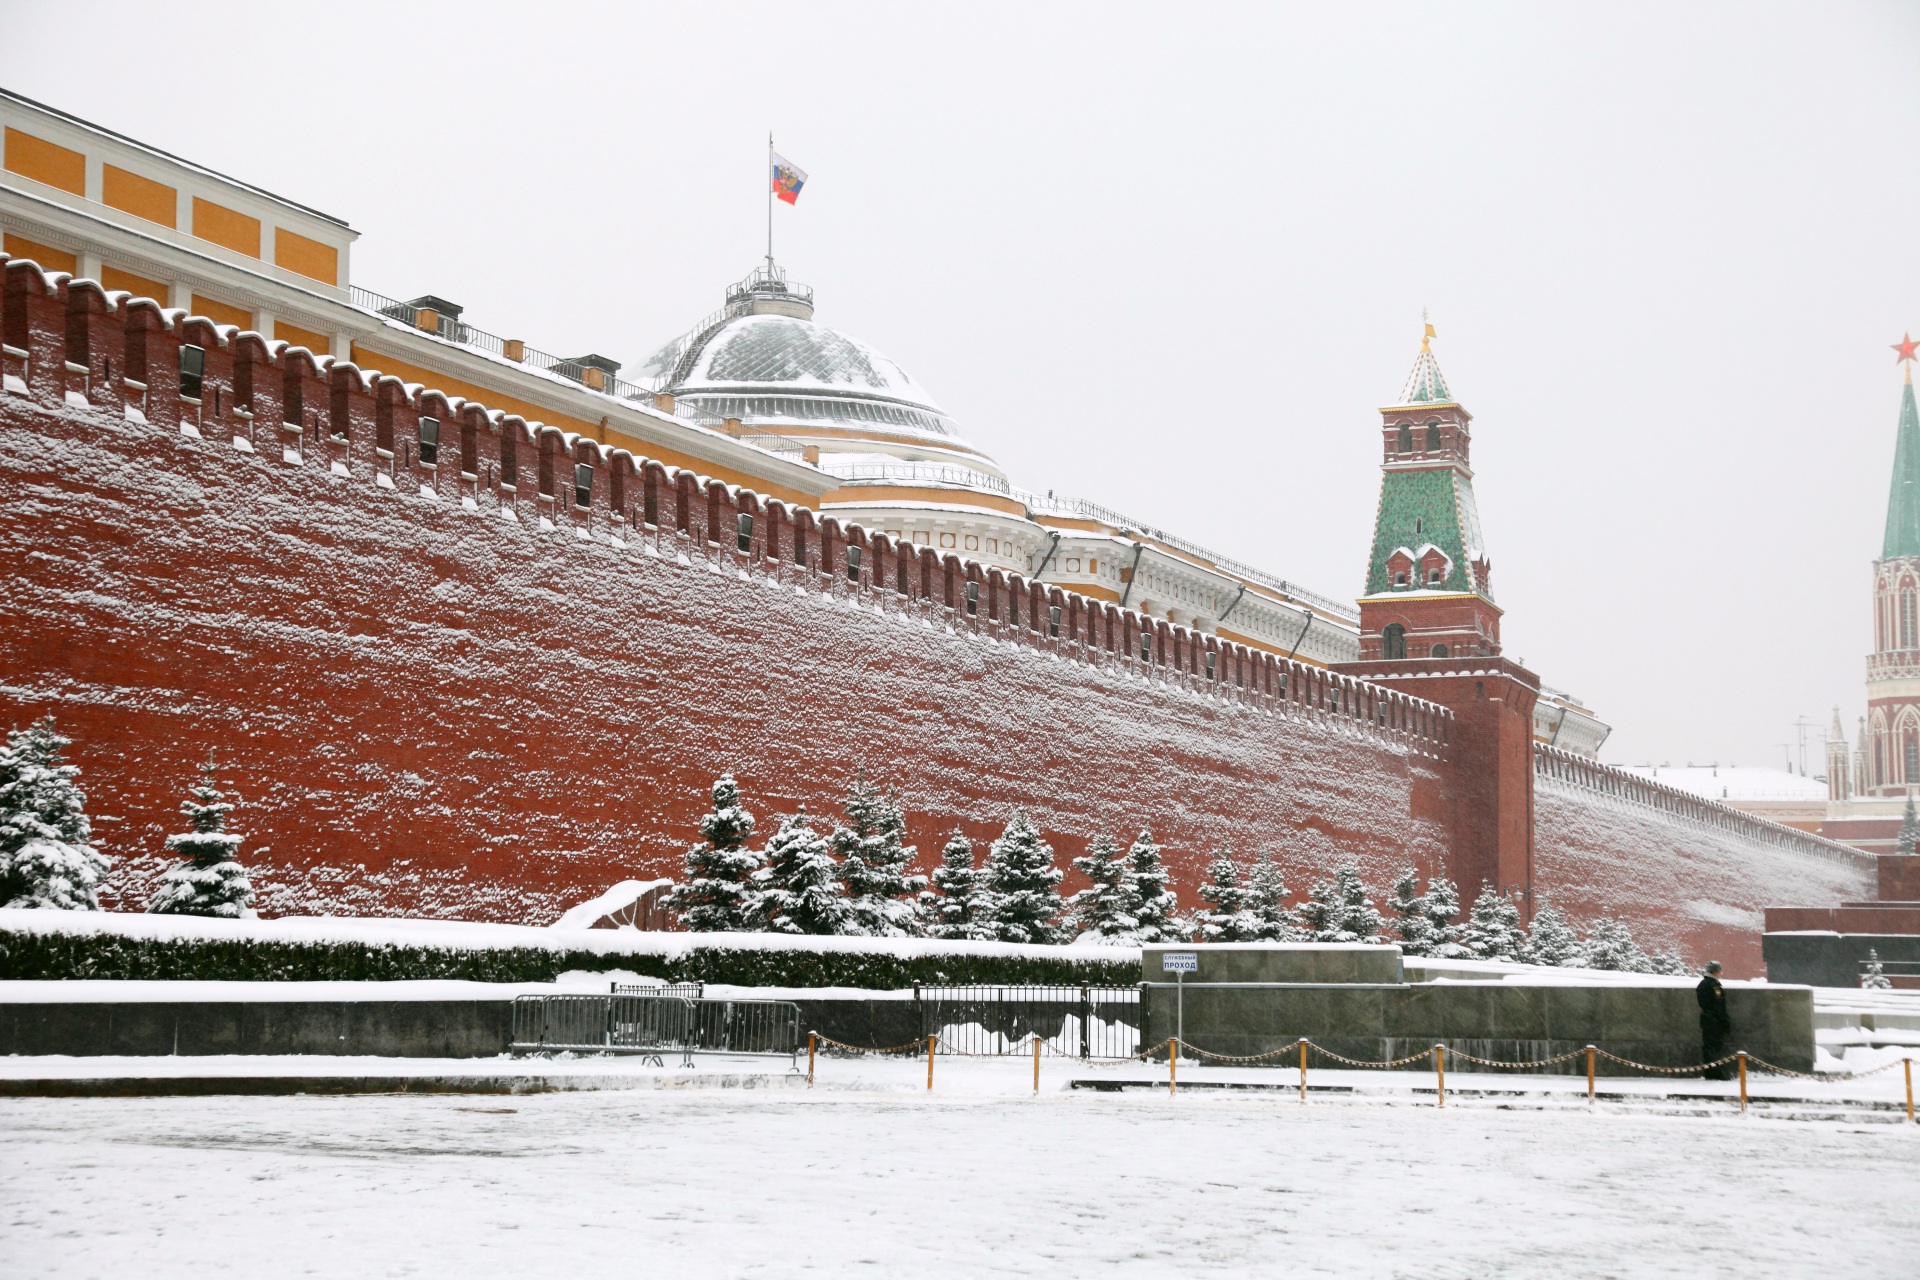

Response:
(1900, 796), (1919, 856)
(0, 717), (110, 911)
(1519, 899), (1582, 967)
(1863, 949), (1894, 990)
(1192, 848), (1260, 942)
(1066, 833), (1136, 941)
(927, 829), (989, 940)
(148, 756), (252, 918)
(1458, 883), (1526, 961)
(664, 774), (763, 932)
(1244, 853), (1302, 941)
(980, 810), (1064, 944)
(1647, 948), (1693, 977)
(1126, 828), (1183, 943)
(1297, 862), (1386, 943)
(755, 809), (852, 936)
(1387, 868), (1431, 954)
(1580, 916), (1653, 973)
(832, 775), (925, 937)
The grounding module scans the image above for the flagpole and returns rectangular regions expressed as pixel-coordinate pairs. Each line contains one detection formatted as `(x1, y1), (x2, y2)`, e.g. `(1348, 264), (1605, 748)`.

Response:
(766, 132), (774, 272)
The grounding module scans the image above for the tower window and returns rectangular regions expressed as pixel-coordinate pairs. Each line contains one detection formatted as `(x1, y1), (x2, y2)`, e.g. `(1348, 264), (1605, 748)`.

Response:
(736, 511), (754, 553)
(1393, 571), (1408, 587)
(1907, 731), (1918, 784)
(1431, 643), (1450, 658)
(417, 417), (439, 465)
(574, 462), (593, 507)
(1427, 422), (1442, 451)
(845, 544), (862, 582)
(965, 580), (978, 616)
(179, 344), (205, 399)
(1382, 623), (1407, 660)
(1396, 424), (1412, 454)
(1427, 567), (1443, 586)
(1902, 588), (1916, 649)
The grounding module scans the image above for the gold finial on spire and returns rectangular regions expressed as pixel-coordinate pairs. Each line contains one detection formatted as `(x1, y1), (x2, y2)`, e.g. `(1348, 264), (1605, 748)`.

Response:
(1896, 332), (1918, 383)
(1421, 308), (1436, 352)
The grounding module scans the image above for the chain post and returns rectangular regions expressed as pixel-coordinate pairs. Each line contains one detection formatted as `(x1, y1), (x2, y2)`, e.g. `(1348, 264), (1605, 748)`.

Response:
(927, 1035), (935, 1091)
(1586, 1045), (1596, 1110)
(1032, 1033), (1041, 1095)
(1434, 1044), (1445, 1109)
(1299, 1040), (1308, 1103)
(1907, 1059), (1914, 1124)
(1737, 1052), (1748, 1114)
(1169, 1039), (1177, 1096)
(807, 1031), (816, 1087)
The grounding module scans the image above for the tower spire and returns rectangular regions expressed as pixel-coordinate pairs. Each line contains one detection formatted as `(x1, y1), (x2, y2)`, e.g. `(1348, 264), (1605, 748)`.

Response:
(1882, 341), (1920, 558)
(1400, 314), (1452, 405)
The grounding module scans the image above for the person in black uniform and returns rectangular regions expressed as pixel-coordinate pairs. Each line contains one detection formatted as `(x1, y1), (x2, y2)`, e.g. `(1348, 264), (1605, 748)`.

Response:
(1696, 961), (1732, 1080)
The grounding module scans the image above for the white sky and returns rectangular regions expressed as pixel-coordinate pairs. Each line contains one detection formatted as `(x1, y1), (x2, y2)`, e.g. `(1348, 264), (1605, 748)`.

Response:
(6, 2), (1919, 771)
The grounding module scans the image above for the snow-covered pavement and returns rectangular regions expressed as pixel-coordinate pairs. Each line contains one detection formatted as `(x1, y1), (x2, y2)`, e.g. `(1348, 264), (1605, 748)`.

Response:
(1, 1058), (1914, 1277)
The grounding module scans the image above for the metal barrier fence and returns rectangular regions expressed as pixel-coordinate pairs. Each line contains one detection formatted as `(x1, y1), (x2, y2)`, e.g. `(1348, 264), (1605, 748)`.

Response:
(917, 984), (1141, 1060)
(511, 992), (803, 1067)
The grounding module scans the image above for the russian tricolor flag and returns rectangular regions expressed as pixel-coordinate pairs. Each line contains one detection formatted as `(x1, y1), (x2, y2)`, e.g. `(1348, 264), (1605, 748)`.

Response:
(772, 153), (807, 205)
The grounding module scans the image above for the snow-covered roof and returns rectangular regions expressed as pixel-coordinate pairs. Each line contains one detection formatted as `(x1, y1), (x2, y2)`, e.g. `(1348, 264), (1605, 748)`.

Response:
(1614, 765), (1827, 803)
(656, 312), (966, 443)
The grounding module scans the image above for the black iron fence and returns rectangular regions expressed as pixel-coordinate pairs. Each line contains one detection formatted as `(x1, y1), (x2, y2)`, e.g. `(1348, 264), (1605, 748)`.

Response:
(917, 984), (1142, 1060)
(511, 991), (802, 1066)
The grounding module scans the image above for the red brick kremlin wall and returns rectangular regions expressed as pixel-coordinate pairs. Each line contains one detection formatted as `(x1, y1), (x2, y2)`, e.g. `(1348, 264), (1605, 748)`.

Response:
(0, 263), (1872, 974)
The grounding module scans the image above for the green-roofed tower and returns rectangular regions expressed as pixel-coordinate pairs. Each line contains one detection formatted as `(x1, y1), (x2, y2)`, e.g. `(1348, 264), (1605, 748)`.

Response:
(1862, 336), (1920, 798)
(1352, 324), (1502, 662)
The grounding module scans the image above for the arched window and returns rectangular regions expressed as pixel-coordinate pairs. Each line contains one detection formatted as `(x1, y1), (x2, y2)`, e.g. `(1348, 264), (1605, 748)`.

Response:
(1906, 730), (1918, 784)
(1426, 422), (1442, 451)
(1430, 643), (1449, 658)
(1902, 587), (1916, 649)
(1396, 424), (1412, 454)
(1382, 623), (1407, 660)
(1876, 737), (1886, 787)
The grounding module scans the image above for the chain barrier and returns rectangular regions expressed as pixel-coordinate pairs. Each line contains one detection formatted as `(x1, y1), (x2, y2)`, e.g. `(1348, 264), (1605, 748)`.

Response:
(804, 1029), (1917, 1121)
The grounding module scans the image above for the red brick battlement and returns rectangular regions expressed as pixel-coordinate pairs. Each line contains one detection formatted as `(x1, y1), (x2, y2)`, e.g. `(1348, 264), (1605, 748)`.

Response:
(0, 256), (1452, 760)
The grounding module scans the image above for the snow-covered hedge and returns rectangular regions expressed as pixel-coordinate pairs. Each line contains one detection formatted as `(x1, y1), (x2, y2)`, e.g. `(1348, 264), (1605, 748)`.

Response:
(0, 911), (1140, 989)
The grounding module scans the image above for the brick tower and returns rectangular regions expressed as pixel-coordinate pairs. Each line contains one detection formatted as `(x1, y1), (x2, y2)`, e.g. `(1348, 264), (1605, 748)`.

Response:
(1335, 324), (1541, 909)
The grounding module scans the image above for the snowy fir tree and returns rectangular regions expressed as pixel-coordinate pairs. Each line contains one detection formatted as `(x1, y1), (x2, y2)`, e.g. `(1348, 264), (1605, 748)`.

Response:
(1387, 868), (1462, 957)
(1192, 848), (1260, 942)
(1244, 853), (1302, 941)
(664, 774), (762, 932)
(1647, 948), (1693, 977)
(755, 809), (852, 936)
(1579, 916), (1653, 972)
(1518, 899), (1583, 967)
(1066, 833), (1136, 941)
(927, 829), (990, 940)
(832, 775), (925, 937)
(980, 810), (1064, 944)
(147, 757), (253, 918)
(1900, 796), (1919, 856)
(1125, 829), (1183, 944)
(1863, 949), (1894, 990)
(1296, 862), (1385, 943)
(0, 717), (110, 911)
(1458, 883), (1526, 961)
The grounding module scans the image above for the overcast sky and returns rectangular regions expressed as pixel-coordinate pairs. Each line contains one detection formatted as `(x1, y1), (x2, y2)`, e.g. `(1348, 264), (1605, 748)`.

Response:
(7, 2), (1919, 771)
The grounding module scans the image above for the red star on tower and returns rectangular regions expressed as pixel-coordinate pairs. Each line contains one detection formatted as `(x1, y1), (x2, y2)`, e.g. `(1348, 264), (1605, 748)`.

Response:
(1896, 332), (1920, 366)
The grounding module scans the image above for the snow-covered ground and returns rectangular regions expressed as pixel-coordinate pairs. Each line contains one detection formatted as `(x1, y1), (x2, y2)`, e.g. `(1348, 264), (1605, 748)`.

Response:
(1, 1057), (1914, 1277)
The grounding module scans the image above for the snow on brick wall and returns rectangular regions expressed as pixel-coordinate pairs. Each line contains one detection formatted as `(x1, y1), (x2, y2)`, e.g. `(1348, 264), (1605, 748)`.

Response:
(1534, 777), (1871, 975)
(0, 389), (1454, 926)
